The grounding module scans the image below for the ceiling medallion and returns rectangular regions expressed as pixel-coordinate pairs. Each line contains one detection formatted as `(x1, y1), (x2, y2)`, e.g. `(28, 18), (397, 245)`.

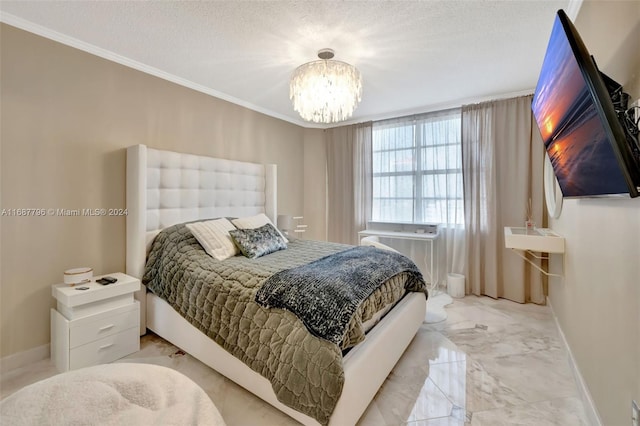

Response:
(289, 48), (363, 124)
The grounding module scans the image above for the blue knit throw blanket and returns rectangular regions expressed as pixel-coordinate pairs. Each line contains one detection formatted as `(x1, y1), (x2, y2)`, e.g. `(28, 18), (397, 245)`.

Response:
(255, 246), (426, 345)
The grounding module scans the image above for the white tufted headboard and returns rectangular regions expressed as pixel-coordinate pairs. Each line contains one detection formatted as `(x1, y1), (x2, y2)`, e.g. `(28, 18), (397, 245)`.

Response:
(126, 144), (277, 333)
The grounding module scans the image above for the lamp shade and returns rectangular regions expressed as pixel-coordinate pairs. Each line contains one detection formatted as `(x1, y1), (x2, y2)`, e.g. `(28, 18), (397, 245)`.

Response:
(277, 214), (293, 231)
(290, 49), (362, 124)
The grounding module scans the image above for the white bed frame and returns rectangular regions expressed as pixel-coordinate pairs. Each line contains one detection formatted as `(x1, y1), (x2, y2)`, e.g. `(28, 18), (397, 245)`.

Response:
(125, 144), (426, 426)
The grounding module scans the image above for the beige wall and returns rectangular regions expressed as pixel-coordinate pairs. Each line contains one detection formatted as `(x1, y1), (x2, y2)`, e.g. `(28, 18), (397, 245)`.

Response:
(0, 24), (307, 358)
(303, 128), (327, 241)
(548, 2), (640, 425)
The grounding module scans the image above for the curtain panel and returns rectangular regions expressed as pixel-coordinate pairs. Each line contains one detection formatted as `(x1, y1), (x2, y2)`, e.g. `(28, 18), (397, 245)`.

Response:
(325, 122), (372, 245)
(372, 111), (466, 278)
(462, 95), (546, 304)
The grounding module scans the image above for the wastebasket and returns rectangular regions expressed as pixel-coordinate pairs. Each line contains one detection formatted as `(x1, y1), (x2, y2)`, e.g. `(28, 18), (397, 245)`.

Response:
(447, 273), (465, 298)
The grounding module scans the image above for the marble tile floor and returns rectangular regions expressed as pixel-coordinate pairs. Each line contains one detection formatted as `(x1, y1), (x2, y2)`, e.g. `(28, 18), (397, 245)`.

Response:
(1, 295), (590, 425)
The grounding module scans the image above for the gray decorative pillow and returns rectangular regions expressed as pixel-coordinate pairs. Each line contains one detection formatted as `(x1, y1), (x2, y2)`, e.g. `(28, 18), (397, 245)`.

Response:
(229, 223), (287, 259)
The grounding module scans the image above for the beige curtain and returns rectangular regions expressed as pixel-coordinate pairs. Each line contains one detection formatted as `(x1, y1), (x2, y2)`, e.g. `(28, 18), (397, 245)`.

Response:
(462, 95), (546, 303)
(325, 122), (372, 245)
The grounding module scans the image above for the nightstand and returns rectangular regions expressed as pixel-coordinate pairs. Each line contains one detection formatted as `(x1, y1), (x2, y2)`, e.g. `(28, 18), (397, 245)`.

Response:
(50, 272), (141, 372)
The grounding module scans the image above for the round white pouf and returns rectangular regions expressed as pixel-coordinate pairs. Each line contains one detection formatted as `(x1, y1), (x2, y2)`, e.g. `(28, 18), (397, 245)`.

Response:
(0, 363), (226, 426)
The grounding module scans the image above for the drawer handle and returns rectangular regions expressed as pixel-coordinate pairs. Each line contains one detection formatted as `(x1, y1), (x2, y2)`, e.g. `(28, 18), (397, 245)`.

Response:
(99, 324), (115, 331)
(99, 343), (114, 350)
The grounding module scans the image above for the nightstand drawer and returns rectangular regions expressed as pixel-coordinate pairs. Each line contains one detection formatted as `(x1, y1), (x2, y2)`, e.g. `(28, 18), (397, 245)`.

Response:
(69, 327), (139, 370)
(69, 302), (139, 348)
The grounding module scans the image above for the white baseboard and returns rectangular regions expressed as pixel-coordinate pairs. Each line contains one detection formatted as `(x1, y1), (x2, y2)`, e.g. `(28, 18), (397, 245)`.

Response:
(0, 344), (50, 374)
(547, 296), (602, 426)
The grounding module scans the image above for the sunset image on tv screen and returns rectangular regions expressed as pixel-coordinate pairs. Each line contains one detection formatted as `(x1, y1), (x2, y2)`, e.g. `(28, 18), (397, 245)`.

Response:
(531, 14), (628, 197)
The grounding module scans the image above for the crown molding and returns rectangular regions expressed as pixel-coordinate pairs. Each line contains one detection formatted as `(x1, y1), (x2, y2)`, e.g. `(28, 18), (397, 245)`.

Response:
(0, 12), (309, 128)
(0, 11), (551, 130)
(335, 88), (535, 128)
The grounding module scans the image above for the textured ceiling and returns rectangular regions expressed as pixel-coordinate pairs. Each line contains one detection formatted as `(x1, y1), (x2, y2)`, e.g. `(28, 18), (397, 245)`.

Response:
(0, 0), (576, 128)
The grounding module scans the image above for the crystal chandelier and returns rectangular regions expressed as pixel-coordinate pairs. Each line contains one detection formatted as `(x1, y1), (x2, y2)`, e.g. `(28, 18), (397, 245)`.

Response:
(290, 49), (363, 124)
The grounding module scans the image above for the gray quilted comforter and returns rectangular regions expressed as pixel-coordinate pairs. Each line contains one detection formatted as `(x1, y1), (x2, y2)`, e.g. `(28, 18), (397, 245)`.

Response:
(143, 222), (427, 425)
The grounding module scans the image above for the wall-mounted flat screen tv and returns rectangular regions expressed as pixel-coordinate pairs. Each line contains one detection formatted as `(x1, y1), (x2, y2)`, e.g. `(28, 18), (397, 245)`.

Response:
(532, 9), (640, 198)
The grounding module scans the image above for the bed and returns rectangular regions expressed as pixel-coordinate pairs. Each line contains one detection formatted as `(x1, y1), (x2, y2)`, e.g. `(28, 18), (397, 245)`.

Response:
(125, 144), (427, 425)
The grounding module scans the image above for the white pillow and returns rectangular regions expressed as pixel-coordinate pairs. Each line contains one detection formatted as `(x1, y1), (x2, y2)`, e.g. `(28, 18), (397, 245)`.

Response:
(231, 213), (288, 243)
(186, 218), (239, 261)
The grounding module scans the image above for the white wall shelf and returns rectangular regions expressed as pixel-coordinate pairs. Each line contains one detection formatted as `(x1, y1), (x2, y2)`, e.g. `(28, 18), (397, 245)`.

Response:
(505, 227), (565, 253)
(504, 227), (565, 278)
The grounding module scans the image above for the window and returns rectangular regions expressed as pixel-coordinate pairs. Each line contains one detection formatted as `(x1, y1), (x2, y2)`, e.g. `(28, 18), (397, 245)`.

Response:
(372, 109), (463, 225)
